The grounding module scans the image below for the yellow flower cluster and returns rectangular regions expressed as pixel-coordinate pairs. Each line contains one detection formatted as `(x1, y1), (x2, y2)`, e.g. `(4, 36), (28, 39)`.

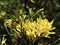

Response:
(36, 16), (55, 37)
(4, 16), (55, 40)
(0, 12), (6, 19)
(4, 19), (21, 37)
(23, 16), (55, 40)
(4, 19), (13, 28)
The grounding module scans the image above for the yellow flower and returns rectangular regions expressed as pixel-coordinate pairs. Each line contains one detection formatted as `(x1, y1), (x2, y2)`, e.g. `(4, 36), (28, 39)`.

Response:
(4, 19), (12, 28)
(22, 16), (55, 40)
(0, 12), (6, 19)
(4, 16), (55, 41)
(0, 12), (6, 16)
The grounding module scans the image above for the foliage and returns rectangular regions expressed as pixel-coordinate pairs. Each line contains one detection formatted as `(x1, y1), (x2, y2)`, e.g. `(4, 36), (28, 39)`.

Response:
(0, 0), (60, 45)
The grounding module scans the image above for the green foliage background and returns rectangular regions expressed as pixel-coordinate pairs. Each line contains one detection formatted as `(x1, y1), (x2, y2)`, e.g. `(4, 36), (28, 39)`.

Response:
(0, 0), (60, 45)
